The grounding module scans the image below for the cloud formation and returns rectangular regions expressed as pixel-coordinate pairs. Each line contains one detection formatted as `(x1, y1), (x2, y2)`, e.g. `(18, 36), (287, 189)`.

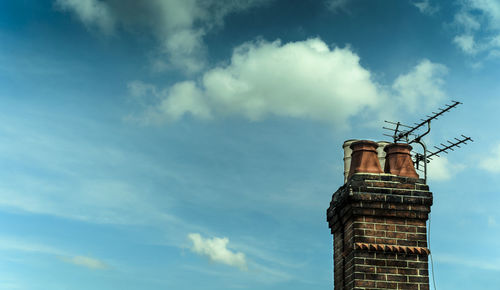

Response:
(61, 255), (108, 270)
(426, 156), (465, 182)
(479, 143), (500, 173)
(129, 38), (448, 126)
(411, 0), (439, 15)
(392, 59), (448, 113)
(55, 0), (271, 73)
(55, 0), (115, 34)
(0, 237), (107, 270)
(451, 0), (500, 58)
(188, 233), (247, 270)
(325, 0), (350, 12)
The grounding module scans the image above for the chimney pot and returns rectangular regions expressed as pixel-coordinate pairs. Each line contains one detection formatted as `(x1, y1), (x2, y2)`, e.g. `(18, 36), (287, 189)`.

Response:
(383, 143), (419, 178)
(347, 140), (383, 179)
(342, 139), (358, 183)
(376, 141), (390, 169)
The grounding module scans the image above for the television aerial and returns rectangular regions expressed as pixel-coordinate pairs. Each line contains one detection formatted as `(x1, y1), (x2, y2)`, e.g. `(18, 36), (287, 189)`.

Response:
(382, 101), (473, 182)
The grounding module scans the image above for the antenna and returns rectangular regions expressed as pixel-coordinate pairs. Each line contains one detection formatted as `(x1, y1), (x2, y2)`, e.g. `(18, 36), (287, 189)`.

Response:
(383, 101), (462, 143)
(382, 101), (473, 182)
(427, 135), (473, 159)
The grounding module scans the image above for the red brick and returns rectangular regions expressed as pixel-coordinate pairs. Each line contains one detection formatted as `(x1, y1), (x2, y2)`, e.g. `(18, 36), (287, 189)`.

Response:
(365, 273), (387, 281)
(376, 267), (398, 274)
(386, 232), (407, 239)
(409, 276), (428, 283)
(376, 281), (398, 288)
(375, 224), (396, 231)
(397, 282), (419, 289)
(356, 265), (376, 273)
(407, 220), (426, 226)
(354, 280), (376, 287)
(356, 222), (375, 230)
(328, 174), (431, 290)
(387, 274), (407, 282)
(398, 268), (418, 275)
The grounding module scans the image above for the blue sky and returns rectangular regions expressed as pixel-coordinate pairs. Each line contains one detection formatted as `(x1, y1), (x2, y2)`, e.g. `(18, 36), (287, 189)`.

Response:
(1, 0), (500, 289)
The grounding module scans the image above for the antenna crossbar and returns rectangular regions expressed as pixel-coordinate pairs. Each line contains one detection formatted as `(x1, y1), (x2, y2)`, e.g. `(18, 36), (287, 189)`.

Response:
(394, 101), (462, 142)
(427, 135), (473, 159)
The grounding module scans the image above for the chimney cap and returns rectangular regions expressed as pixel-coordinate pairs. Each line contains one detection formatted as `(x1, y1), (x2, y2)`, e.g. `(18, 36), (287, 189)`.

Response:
(350, 140), (379, 150)
(384, 143), (413, 153)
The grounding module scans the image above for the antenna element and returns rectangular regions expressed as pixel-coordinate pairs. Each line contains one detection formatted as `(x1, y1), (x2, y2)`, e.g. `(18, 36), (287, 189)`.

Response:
(382, 101), (472, 182)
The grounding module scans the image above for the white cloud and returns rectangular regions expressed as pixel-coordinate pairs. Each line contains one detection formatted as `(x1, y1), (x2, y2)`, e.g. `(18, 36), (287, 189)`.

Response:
(0, 114), (185, 227)
(479, 143), (500, 173)
(0, 237), (107, 270)
(436, 253), (500, 272)
(129, 39), (448, 126)
(453, 34), (478, 54)
(412, 0), (439, 15)
(55, 0), (271, 74)
(61, 255), (107, 270)
(158, 81), (212, 121)
(127, 80), (158, 100)
(55, 0), (115, 34)
(450, 0), (500, 58)
(454, 10), (481, 32)
(0, 237), (63, 255)
(157, 28), (206, 74)
(325, 0), (350, 12)
(425, 156), (465, 182)
(188, 233), (247, 270)
(392, 59), (448, 113)
(468, 0), (500, 28)
(413, 0), (500, 59)
(130, 38), (382, 125)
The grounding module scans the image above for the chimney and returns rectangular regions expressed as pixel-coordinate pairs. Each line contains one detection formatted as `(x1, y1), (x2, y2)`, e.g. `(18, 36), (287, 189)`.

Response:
(327, 140), (432, 289)
(343, 140), (391, 183)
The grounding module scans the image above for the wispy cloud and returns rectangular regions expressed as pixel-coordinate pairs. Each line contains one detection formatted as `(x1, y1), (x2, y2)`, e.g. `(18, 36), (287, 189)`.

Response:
(426, 156), (465, 182)
(188, 233), (247, 270)
(184, 234), (309, 284)
(54, 0), (272, 74)
(411, 0), (439, 15)
(55, 0), (115, 35)
(451, 0), (500, 60)
(436, 253), (500, 272)
(412, 0), (500, 61)
(325, 0), (350, 12)
(453, 34), (478, 55)
(392, 59), (448, 114)
(0, 237), (63, 255)
(0, 237), (107, 270)
(60, 255), (107, 270)
(0, 110), (213, 251)
(479, 142), (500, 173)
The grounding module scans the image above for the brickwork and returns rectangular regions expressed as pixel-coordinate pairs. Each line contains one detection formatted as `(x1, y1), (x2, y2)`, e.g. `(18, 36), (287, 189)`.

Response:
(327, 173), (433, 289)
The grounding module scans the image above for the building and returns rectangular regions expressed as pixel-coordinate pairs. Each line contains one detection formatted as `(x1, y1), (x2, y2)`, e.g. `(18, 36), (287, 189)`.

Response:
(327, 140), (432, 289)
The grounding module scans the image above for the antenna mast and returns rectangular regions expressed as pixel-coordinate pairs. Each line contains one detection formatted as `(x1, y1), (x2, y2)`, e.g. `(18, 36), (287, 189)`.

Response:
(382, 101), (473, 182)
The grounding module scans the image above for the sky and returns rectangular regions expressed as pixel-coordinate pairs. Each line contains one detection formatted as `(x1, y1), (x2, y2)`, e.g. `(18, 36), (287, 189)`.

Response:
(1, 0), (500, 289)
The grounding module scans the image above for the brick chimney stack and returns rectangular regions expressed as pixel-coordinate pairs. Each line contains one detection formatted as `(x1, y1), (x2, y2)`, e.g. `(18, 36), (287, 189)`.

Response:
(327, 140), (432, 289)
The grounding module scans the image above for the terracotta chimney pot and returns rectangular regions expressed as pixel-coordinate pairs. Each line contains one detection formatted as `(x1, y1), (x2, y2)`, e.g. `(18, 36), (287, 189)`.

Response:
(347, 140), (383, 179)
(383, 143), (419, 178)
